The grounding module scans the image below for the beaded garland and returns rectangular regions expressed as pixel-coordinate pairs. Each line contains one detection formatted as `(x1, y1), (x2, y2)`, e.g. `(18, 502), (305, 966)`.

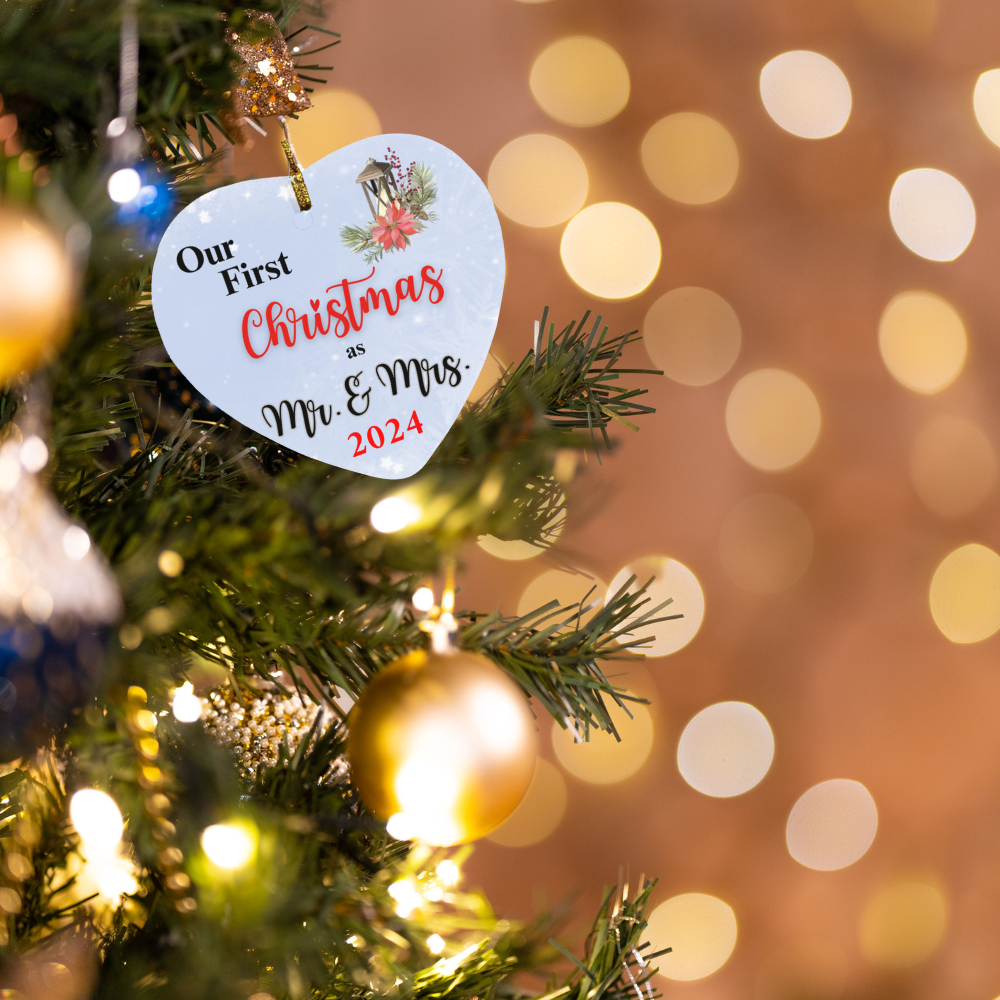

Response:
(201, 684), (332, 776)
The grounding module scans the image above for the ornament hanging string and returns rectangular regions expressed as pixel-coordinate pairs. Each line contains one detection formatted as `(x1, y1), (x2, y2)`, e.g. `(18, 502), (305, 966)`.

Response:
(112, 0), (142, 163)
(278, 116), (311, 212)
(228, 12), (315, 212)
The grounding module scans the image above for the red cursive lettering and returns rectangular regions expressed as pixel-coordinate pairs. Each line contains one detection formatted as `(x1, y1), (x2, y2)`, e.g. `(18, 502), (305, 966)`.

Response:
(244, 265), (445, 359)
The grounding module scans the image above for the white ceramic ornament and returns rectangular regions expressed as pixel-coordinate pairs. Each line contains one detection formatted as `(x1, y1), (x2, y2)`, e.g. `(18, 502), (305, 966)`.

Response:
(151, 134), (505, 479)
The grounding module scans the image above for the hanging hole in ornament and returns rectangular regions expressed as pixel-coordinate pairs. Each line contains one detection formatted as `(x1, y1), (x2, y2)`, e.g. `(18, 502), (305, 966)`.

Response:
(292, 208), (313, 230)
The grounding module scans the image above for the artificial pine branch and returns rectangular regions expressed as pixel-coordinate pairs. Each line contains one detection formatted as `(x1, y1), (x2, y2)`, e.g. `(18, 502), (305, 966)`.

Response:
(0, 0), (671, 995)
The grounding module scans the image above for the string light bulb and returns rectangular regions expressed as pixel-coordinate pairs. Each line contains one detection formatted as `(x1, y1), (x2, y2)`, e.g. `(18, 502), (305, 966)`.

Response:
(172, 681), (203, 723)
(108, 167), (142, 204)
(412, 586), (435, 612)
(201, 822), (256, 870)
(370, 496), (421, 533)
(69, 789), (124, 855)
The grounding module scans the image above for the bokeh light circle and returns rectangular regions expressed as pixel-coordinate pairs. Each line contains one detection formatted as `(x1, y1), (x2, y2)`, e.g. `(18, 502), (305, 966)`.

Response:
(759, 51), (852, 139)
(719, 493), (813, 594)
(487, 758), (567, 847)
(643, 287), (741, 386)
(488, 135), (588, 227)
(726, 370), (821, 471)
(929, 543), (1000, 643)
(677, 702), (775, 797)
(859, 881), (947, 968)
(647, 894), (738, 981)
(529, 37), (630, 126)
(878, 292), (966, 394)
(974, 70), (1000, 148)
(517, 568), (606, 622)
(641, 113), (739, 204)
(477, 491), (566, 560)
(786, 779), (878, 870)
(889, 169), (975, 261)
(552, 697), (653, 784)
(910, 415), (997, 517)
(560, 203), (661, 299)
(607, 556), (704, 656)
(291, 89), (381, 167)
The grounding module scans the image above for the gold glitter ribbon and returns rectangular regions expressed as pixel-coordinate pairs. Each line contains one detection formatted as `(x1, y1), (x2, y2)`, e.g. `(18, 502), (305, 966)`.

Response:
(279, 116), (311, 212)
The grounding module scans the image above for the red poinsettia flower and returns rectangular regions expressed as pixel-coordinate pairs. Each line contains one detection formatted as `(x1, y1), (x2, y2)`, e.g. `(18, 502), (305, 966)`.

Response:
(371, 201), (419, 252)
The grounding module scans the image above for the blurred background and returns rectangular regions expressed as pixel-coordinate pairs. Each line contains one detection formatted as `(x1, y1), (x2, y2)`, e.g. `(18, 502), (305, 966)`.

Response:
(237, 1), (1000, 997)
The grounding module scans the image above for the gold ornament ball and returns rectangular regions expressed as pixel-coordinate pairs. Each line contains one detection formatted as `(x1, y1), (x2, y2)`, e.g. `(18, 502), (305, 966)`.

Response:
(347, 649), (538, 845)
(0, 206), (74, 382)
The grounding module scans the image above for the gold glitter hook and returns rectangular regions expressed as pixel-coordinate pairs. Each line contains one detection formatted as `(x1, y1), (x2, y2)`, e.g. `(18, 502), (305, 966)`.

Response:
(278, 116), (311, 212)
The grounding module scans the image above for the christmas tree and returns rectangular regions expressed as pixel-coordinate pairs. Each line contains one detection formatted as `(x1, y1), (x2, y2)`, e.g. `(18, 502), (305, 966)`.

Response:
(0, 2), (668, 997)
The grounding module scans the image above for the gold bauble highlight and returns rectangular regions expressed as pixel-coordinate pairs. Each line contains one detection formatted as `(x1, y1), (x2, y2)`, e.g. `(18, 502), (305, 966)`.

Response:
(347, 650), (537, 845)
(0, 206), (74, 381)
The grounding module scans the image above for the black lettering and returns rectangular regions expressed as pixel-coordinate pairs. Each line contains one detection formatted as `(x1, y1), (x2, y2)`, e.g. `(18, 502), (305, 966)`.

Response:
(261, 400), (317, 438)
(251, 265), (265, 286)
(421, 358), (444, 386)
(222, 239), (235, 260)
(443, 355), (462, 387)
(265, 261), (280, 280)
(176, 245), (204, 273)
(376, 358), (430, 397)
(220, 266), (241, 296)
(306, 400), (333, 427)
(357, 344), (365, 356)
(240, 264), (253, 289)
(277, 252), (292, 275)
(344, 372), (371, 416)
(204, 244), (224, 265)
(347, 347), (358, 359)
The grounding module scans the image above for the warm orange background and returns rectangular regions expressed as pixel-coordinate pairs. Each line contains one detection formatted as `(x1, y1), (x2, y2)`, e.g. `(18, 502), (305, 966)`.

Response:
(236, 1), (1000, 997)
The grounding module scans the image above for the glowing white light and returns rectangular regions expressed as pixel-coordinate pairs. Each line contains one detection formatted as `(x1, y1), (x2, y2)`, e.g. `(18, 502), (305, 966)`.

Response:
(412, 586), (435, 612)
(386, 812), (419, 841)
(786, 779), (877, 870)
(427, 933), (446, 954)
(106, 116), (128, 138)
(388, 878), (424, 917)
(62, 525), (91, 561)
(466, 684), (528, 756)
(436, 859), (460, 886)
(70, 789), (124, 855)
(370, 496), (421, 533)
(889, 169), (975, 261)
(974, 70), (1000, 148)
(201, 822), (256, 869)
(107, 167), (142, 204)
(388, 714), (470, 845)
(760, 51), (852, 138)
(172, 681), (203, 723)
(92, 854), (139, 899)
(677, 702), (774, 797)
(19, 435), (48, 472)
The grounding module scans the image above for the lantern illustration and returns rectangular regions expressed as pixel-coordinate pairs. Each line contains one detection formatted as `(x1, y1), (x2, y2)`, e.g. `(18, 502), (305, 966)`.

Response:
(356, 158), (400, 220)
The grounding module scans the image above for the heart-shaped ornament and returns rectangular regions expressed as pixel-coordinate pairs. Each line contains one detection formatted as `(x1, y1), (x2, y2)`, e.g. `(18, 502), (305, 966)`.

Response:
(152, 134), (505, 479)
